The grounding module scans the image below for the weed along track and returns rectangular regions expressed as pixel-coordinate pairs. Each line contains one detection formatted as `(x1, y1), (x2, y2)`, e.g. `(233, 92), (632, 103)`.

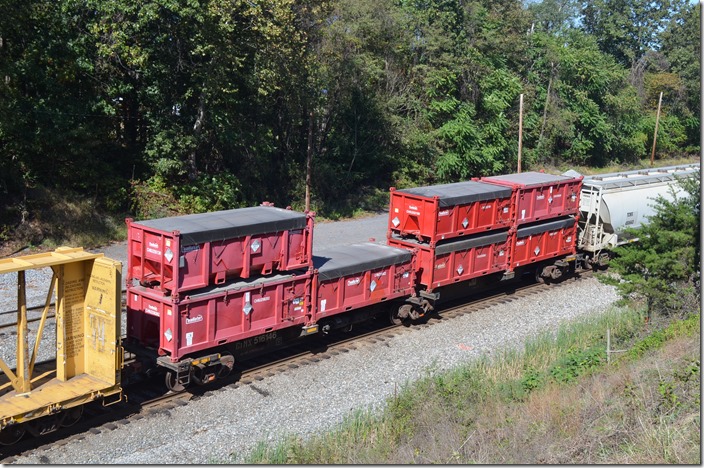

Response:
(0, 270), (592, 462)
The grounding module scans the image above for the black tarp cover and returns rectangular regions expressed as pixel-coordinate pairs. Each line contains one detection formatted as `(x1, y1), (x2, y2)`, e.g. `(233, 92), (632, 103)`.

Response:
(395, 181), (512, 207)
(133, 206), (308, 246)
(516, 216), (576, 238)
(482, 172), (579, 188)
(314, 243), (412, 281)
(434, 230), (509, 255)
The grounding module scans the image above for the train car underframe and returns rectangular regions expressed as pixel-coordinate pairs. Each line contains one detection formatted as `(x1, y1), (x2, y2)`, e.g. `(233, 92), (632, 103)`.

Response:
(125, 300), (410, 393)
(533, 254), (579, 283)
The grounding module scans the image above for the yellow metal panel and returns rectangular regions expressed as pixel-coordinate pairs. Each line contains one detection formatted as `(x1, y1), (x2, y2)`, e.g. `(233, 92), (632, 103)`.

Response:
(56, 262), (88, 380)
(84, 257), (122, 385)
(0, 247), (102, 274)
(0, 375), (119, 426)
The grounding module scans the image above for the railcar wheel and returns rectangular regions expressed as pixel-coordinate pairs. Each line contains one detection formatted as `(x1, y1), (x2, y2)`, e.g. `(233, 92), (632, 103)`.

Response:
(217, 354), (235, 379)
(390, 304), (412, 326)
(165, 371), (186, 393)
(0, 425), (25, 445)
(390, 310), (403, 326)
(535, 267), (546, 284)
(60, 406), (84, 427)
(192, 367), (211, 386)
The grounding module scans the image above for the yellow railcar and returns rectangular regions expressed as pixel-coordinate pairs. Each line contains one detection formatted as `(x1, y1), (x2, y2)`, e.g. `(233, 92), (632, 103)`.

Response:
(0, 247), (123, 445)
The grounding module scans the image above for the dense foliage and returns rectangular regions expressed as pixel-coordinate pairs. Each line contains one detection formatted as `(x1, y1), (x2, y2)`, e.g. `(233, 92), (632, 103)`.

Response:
(601, 174), (701, 317)
(0, 0), (699, 227)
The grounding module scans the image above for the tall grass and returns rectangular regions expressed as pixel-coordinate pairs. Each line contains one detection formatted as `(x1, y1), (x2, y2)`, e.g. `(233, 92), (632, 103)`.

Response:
(242, 306), (699, 464)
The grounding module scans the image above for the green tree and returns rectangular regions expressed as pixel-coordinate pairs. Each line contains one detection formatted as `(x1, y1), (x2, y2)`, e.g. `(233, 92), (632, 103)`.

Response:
(78, 0), (315, 215)
(659, 1), (700, 153)
(299, 0), (403, 213)
(601, 174), (701, 317)
(1, 0), (700, 241)
(397, 0), (531, 181)
(581, 0), (687, 68)
(0, 0), (126, 207)
(524, 29), (645, 166)
(527, 0), (579, 35)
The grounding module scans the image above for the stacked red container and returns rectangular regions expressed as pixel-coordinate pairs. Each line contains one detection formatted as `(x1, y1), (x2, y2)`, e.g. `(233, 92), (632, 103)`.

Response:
(126, 205), (315, 365)
(388, 180), (514, 243)
(479, 171), (583, 273)
(479, 172), (582, 225)
(388, 231), (511, 292)
(510, 217), (578, 269)
(126, 206), (314, 297)
(387, 171), (583, 291)
(387, 180), (515, 291)
(127, 273), (312, 362)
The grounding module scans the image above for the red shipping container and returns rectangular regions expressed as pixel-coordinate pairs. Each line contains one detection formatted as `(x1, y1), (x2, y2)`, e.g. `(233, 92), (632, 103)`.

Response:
(126, 272), (313, 362)
(510, 216), (577, 269)
(389, 231), (510, 292)
(127, 206), (313, 297)
(313, 243), (415, 318)
(480, 172), (582, 225)
(388, 181), (514, 243)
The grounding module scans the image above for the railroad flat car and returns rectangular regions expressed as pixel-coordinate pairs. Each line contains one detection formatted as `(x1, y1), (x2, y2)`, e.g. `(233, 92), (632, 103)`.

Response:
(388, 181), (514, 243)
(1, 163), (700, 448)
(480, 172), (582, 225)
(126, 206), (314, 298)
(313, 243), (416, 325)
(388, 231), (510, 293)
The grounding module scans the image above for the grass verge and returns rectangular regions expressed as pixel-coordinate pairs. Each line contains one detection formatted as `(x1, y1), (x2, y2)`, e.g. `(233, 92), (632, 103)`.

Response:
(237, 307), (700, 464)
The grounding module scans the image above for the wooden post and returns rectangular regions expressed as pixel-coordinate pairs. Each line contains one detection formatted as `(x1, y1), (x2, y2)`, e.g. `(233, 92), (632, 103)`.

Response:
(650, 91), (663, 167)
(606, 328), (611, 365)
(518, 94), (524, 173)
(17, 271), (30, 392)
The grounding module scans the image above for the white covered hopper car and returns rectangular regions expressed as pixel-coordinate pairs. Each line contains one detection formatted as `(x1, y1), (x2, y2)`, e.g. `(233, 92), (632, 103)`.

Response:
(567, 163), (700, 266)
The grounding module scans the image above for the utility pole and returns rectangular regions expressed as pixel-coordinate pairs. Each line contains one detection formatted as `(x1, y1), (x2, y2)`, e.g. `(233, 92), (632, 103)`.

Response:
(517, 94), (524, 173)
(305, 110), (314, 212)
(650, 91), (663, 167)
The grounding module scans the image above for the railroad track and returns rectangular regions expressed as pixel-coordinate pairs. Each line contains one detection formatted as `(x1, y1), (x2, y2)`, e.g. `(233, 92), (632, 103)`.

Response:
(0, 270), (592, 462)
